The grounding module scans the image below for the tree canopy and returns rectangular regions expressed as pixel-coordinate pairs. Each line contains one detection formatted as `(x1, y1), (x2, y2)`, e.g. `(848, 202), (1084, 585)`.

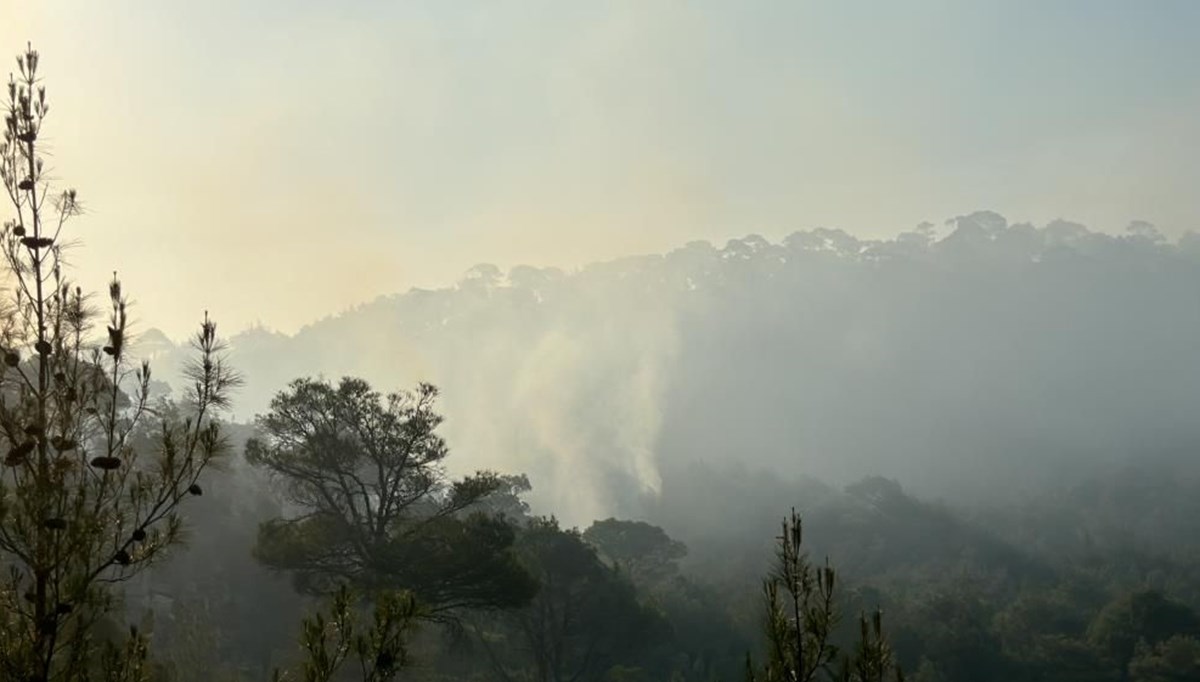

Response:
(246, 377), (535, 613)
(471, 517), (668, 682)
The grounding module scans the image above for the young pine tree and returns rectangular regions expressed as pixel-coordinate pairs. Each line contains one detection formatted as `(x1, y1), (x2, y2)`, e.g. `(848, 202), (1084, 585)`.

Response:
(0, 44), (239, 681)
(747, 509), (904, 682)
(272, 585), (422, 682)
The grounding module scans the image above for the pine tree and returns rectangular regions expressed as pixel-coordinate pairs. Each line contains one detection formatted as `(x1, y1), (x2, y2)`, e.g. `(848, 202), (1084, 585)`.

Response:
(272, 585), (421, 682)
(747, 509), (903, 682)
(0, 43), (239, 680)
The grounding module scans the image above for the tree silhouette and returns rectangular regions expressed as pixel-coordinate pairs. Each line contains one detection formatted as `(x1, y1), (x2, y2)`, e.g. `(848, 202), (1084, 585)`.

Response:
(271, 584), (420, 682)
(583, 518), (687, 588)
(471, 517), (667, 682)
(746, 509), (903, 682)
(246, 377), (535, 614)
(0, 43), (239, 680)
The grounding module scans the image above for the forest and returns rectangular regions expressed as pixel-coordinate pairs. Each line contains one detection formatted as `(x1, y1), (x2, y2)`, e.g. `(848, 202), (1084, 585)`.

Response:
(3, 40), (1200, 682)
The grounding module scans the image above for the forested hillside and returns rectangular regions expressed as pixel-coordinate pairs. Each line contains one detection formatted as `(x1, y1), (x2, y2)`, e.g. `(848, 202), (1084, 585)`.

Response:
(108, 216), (1200, 680)
(140, 214), (1200, 523)
(5, 23), (1200, 681)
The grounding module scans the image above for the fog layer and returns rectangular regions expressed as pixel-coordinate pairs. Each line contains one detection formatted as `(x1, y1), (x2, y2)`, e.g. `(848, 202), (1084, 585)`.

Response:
(139, 212), (1200, 524)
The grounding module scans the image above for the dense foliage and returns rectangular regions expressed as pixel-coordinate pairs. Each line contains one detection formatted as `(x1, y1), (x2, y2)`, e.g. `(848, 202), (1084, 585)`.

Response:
(119, 451), (1200, 682)
(246, 377), (535, 614)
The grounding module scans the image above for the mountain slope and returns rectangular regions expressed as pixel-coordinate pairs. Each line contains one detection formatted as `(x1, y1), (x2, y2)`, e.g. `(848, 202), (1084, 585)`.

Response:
(137, 212), (1200, 524)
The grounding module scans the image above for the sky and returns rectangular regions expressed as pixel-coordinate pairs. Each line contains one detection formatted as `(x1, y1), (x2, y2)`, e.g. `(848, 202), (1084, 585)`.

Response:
(2, 1), (1198, 337)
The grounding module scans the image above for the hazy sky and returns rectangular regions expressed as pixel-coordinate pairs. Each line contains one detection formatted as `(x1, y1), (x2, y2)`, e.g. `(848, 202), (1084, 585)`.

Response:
(3, 1), (1198, 336)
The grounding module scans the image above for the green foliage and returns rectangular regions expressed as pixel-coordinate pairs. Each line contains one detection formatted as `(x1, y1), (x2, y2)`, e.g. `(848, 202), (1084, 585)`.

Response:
(746, 509), (902, 682)
(584, 518), (688, 588)
(1088, 590), (1200, 673)
(993, 590), (1117, 681)
(895, 588), (1010, 682)
(1128, 635), (1200, 682)
(274, 584), (420, 682)
(583, 518), (749, 680)
(94, 626), (151, 682)
(839, 610), (902, 682)
(246, 377), (536, 613)
(470, 517), (669, 682)
(0, 44), (238, 681)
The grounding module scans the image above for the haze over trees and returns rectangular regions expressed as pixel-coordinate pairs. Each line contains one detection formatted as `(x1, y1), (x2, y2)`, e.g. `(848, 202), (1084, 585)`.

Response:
(124, 194), (1200, 682)
(139, 212), (1200, 526)
(4, 42), (1200, 682)
(124, 215), (1200, 681)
